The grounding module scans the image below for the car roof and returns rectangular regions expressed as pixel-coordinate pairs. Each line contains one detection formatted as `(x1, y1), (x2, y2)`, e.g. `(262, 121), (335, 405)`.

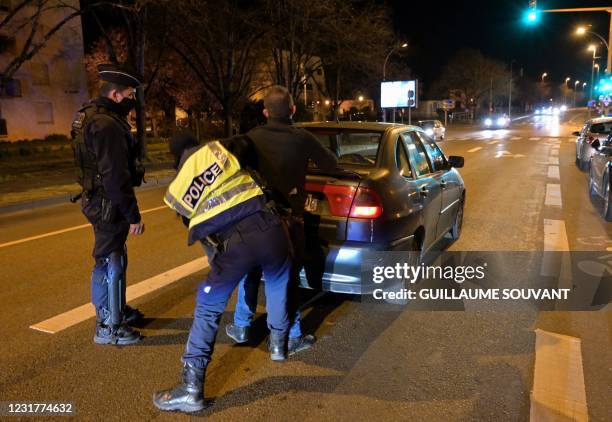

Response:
(296, 121), (420, 132)
(588, 117), (612, 124)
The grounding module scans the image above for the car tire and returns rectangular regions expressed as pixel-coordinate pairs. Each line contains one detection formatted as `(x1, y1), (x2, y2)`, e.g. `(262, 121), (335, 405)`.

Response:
(449, 199), (464, 240)
(604, 174), (612, 222)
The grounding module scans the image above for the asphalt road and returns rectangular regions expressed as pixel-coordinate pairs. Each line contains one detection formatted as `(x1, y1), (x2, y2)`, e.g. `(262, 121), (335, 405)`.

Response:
(0, 109), (610, 421)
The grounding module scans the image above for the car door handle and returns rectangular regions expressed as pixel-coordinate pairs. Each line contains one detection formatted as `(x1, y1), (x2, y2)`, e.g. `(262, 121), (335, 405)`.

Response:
(419, 186), (429, 197)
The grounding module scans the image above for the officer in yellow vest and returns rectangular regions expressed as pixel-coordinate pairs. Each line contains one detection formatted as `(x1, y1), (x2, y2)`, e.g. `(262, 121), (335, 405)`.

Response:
(153, 134), (291, 413)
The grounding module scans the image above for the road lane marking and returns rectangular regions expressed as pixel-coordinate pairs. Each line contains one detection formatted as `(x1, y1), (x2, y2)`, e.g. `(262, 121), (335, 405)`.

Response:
(529, 137), (541, 141)
(0, 205), (167, 249)
(487, 140), (499, 145)
(547, 166), (560, 180)
(510, 136), (522, 141)
(549, 156), (559, 165)
(530, 329), (588, 422)
(543, 219), (569, 251)
(545, 184), (562, 207)
(467, 147), (482, 153)
(30, 257), (209, 334)
(550, 149), (559, 157)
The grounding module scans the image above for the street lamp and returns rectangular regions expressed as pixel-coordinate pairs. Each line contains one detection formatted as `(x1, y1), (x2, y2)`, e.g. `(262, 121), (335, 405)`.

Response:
(574, 80), (580, 106)
(594, 63), (600, 80)
(358, 95), (364, 102)
(564, 77), (571, 104)
(588, 44), (598, 101)
(382, 42), (408, 81)
(576, 25), (610, 74)
(541, 72), (548, 82)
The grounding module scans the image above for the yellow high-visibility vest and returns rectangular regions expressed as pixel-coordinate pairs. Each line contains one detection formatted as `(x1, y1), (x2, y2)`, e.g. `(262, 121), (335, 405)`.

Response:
(164, 141), (264, 232)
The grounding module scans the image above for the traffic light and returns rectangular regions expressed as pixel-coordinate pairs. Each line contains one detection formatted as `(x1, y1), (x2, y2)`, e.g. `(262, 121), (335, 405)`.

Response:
(524, 0), (539, 25)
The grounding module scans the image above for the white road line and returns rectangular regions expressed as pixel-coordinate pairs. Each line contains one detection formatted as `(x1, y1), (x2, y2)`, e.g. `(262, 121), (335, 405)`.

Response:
(30, 257), (208, 334)
(528, 137), (541, 141)
(530, 329), (588, 421)
(550, 149), (559, 157)
(549, 156), (559, 165)
(543, 219), (569, 251)
(467, 147), (482, 153)
(487, 140), (499, 145)
(545, 184), (562, 207)
(547, 166), (560, 180)
(510, 136), (522, 141)
(0, 205), (167, 249)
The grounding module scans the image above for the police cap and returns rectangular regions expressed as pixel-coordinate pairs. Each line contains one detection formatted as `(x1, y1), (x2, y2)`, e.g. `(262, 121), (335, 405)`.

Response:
(97, 63), (143, 88)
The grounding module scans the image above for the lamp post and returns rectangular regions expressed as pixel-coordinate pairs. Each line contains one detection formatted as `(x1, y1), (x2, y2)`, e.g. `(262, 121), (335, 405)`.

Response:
(565, 77), (571, 104)
(381, 42), (408, 122)
(576, 25), (610, 74)
(541, 72), (548, 83)
(588, 44), (598, 101)
(574, 80), (580, 106)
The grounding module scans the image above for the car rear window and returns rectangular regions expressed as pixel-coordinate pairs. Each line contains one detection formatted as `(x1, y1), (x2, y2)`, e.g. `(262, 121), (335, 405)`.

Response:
(590, 122), (612, 134)
(306, 129), (382, 166)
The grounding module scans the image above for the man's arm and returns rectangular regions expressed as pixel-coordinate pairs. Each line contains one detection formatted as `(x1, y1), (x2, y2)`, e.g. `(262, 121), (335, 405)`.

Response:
(88, 117), (141, 225)
(303, 130), (338, 171)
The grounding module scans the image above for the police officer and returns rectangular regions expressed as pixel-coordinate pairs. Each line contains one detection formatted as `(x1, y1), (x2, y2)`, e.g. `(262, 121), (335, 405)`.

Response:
(153, 134), (292, 413)
(71, 63), (146, 345)
(225, 85), (337, 354)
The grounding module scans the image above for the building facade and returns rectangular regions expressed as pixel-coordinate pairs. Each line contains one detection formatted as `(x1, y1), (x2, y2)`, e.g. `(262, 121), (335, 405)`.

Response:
(0, 0), (88, 141)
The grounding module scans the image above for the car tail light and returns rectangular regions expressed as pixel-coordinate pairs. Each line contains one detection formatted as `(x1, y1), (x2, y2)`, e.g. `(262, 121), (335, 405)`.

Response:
(305, 183), (382, 219)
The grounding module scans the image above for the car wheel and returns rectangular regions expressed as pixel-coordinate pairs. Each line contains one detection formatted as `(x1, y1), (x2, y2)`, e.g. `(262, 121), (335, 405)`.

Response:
(449, 199), (464, 240)
(604, 174), (612, 222)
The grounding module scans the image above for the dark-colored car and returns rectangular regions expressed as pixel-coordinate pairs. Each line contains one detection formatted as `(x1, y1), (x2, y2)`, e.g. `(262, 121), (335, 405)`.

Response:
(588, 137), (612, 221)
(296, 121), (466, 294)
(575, 117), (612, 171)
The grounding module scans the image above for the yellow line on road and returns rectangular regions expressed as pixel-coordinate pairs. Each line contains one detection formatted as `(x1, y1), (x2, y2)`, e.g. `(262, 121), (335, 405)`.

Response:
(0, 205), (167, 249)
(30, 257), (208, 334)
(530, 329), (588, 422)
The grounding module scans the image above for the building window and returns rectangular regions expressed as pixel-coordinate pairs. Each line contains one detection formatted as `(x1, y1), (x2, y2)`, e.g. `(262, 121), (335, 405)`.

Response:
(0, 34), (16, 54)
(0, 78), (22, 97)
(34, 101), (54, 124)
(31, 62), (50, 85)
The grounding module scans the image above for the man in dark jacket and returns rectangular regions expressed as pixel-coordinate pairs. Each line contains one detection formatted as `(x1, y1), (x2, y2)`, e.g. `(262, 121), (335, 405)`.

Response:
(225, 85), (338, 354)
(72, 63), (146, 345)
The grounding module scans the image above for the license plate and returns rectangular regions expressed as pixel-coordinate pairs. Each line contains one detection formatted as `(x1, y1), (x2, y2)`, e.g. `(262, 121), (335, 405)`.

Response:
(304, 194), (318, 213)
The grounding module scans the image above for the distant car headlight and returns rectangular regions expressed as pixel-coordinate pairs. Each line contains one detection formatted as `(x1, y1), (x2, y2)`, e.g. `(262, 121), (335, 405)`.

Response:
(535, 109), (541, 114)
(552, 107), (560, 115)
(560, 105), (567, 112)
(496, 117), (507, 126)
(425, 128), (434, 135)
(484, 118), (492, 126)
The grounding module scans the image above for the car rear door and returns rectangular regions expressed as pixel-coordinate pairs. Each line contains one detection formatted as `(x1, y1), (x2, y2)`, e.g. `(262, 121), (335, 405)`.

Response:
(402, 131), (442, 250)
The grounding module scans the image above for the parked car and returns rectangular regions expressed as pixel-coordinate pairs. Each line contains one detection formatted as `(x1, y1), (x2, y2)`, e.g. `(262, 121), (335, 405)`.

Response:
(575, 117), (612, 171)
(482, 114), (509, 129)
(417, 120), (445, 141)
(588, 137), (612, 221)
(296, 121), (466, 294)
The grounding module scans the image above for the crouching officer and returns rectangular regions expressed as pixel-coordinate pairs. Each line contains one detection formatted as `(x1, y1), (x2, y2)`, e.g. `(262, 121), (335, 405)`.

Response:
(153, 135), (291, 413)
(71, 63), (146, 345)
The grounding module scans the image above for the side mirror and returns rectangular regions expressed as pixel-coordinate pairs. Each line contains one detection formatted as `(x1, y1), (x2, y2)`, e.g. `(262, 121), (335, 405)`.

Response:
(591, 139), (601, 149)
(448, 155), (464, 168)
(572, 131), (580, 137)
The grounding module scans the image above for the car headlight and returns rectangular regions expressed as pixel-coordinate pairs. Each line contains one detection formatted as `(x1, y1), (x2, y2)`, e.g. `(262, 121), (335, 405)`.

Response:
(535, 109), (541, 114)
(425, 129), (434, 135)
(560, 105), (567, 112)
(484, 118), (492, 126)
(496, 117), (507, 126)
(552, 107), (560, 115)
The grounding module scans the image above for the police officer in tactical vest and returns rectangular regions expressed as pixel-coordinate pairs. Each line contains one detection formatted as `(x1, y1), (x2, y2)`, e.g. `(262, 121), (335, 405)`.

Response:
(153, 134), (292, 413)
(71, 63), (146, 345)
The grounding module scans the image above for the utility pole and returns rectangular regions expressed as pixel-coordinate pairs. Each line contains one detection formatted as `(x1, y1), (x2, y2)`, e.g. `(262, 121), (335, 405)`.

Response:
(489, 78), (493, 113)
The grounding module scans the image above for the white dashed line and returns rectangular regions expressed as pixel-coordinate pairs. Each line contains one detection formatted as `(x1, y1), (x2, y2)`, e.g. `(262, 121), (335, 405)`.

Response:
(529, 137), (541, 141)
(547, 166), (560, 180)
(487, 140), (499, 145)
(30, 257), (209, 334)
(549, 157), (559, 165)
(550, 149), (559, 157)
(543, 219), (569, 251)
(545, 184), (562, 207)
(510, 137), (522, 141)
(467, 147), (482, 153)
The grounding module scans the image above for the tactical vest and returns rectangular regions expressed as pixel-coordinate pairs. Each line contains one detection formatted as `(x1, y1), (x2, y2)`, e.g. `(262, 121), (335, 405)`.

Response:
(164, 141), (265, 238)
(70, 103), (138, 193)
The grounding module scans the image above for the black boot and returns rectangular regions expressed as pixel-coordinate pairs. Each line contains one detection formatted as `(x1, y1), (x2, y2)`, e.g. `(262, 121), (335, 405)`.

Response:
(268, 331), (288, 361)
(94, 323), (141, 345)
(122, 305), (144, 325)
(153, 363), (206, 413)
(288, 334), (316, 356)
(225, 323), (249, 343)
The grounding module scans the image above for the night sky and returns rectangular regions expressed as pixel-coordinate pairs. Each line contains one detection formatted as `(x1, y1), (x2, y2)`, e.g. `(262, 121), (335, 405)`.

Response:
(388, 0), (611, 90)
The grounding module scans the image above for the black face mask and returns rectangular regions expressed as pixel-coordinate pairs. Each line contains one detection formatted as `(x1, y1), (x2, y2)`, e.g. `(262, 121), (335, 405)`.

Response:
(117, 97), (137, 116)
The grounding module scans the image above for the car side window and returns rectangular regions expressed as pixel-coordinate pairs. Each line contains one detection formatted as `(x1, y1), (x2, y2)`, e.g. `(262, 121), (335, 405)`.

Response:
(416, 131), (448, 172)
(402, 132), (432, 177)
(395, 137), (413, 178)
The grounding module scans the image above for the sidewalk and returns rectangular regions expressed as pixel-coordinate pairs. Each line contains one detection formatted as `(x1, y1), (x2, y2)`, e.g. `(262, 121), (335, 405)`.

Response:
(0, 142), (175, 214)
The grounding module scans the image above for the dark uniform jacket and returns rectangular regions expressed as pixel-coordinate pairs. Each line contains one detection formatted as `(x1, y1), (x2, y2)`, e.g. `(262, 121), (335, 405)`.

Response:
(85, 97), (141, 225)
(246, 117), (338, 215)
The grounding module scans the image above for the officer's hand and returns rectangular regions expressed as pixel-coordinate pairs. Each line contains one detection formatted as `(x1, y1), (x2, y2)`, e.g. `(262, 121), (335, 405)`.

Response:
(130, 221), (145, 236)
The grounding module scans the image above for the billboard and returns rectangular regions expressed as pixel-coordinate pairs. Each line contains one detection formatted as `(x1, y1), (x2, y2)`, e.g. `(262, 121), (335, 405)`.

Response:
(381, 80), (417, 108)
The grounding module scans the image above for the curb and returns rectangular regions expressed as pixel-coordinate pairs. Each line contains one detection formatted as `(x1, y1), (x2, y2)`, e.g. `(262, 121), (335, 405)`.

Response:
(0, 175), (174, 217)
